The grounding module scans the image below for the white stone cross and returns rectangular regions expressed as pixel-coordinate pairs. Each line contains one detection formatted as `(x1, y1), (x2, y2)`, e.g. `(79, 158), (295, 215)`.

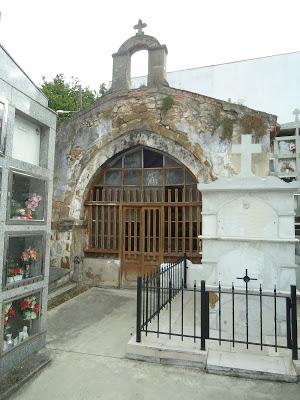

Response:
(293, 108), (300, 122)
(134, 19), (147, 35)
(231, 134), (261, 177)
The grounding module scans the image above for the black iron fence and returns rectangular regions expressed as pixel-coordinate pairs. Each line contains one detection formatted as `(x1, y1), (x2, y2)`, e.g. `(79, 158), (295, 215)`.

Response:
(136, 256), (187, 342)
(136, 266), (299, 361)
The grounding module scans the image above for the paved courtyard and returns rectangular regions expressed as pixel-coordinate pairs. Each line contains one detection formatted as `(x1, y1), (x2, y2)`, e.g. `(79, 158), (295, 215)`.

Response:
(10, 288), (300, 400)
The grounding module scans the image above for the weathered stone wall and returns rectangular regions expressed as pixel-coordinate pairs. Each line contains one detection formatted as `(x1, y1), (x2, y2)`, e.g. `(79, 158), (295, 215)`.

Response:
(51, 85), (277, 273)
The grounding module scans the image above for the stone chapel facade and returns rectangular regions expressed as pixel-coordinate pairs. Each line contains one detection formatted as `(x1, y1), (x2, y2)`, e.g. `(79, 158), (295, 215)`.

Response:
(51, 22), (277, 287)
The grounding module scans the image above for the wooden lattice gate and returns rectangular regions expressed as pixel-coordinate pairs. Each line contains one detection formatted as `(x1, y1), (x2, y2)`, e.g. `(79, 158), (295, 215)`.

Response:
(84, 147), (202, 285)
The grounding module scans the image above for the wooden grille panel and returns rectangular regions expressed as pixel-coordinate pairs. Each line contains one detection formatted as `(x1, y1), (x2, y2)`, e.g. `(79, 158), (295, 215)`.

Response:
(85, 187), (201, 261)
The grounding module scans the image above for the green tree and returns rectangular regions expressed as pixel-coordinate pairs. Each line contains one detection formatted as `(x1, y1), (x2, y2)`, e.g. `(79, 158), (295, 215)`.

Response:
(41, 74), (108, 117)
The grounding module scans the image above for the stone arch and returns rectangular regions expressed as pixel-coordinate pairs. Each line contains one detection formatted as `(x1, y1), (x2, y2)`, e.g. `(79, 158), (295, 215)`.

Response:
(117, 34), (163, 54)
(69, 130), (210, 220)
(111, 32), (168, 91)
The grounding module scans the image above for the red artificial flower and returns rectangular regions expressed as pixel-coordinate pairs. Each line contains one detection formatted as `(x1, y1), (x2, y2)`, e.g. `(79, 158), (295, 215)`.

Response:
(33, 304), (40, 314)
(8, 308), (16, 317)
(20, 300), (29, 310)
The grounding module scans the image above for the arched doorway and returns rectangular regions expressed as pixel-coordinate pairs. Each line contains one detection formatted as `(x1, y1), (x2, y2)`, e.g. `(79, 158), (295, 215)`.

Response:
(85, 146), (202, 285)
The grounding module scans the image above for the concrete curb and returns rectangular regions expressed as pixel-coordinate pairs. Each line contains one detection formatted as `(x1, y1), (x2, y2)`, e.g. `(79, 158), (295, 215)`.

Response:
(127, 336), (299, 383)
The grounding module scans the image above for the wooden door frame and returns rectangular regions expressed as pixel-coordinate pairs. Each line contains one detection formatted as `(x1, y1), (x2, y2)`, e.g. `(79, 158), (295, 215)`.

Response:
(121, 204), (163, 282)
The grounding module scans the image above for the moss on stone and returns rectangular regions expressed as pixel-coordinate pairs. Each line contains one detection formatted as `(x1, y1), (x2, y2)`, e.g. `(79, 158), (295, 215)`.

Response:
(101, 109), (113, 119)
(221, 118), (234, 140)
(240, 112), (267, 136)
(160, 96), (174, 114)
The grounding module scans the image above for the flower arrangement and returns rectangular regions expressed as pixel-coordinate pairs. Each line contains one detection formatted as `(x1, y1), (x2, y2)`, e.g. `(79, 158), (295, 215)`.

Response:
(6, 257), (24, 283)
(19, 296), (41, 320)
(11, 193), (42, 220)
(7, 267), (24, 278)
(21, 247), (38, 263)
(4, 303), (16, 329)
(289, 143), (296, 153)
(281, 162), (295, 173)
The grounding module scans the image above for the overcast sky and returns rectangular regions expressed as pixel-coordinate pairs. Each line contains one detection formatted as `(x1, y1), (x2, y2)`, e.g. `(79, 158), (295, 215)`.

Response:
(0, 0), (299, 90)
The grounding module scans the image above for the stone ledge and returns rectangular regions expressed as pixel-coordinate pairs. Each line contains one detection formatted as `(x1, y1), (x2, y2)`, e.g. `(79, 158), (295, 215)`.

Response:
(127, 335), (207, 369)
(127, 336), (299, 383)
(0, 349), (51, 399)
(206, 350), (298, 383)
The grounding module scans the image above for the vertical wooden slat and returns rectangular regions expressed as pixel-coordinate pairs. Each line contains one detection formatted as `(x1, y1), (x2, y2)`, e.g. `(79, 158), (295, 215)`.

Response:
(147, 209), (151, 254)
(107, 205), (111, 251)
(113, 190), (117, 250)
(153, 206), (157, 254)
(101, 189), (105, 249)
(182, 187), (186, 255)
(128, 208), (132, 254)
(175, 189), (178, 254)
(88, 189), (93, 248)
(134, 207), (138, 257)
(196, 191), (201, 255)
(168, 189), (171, 254)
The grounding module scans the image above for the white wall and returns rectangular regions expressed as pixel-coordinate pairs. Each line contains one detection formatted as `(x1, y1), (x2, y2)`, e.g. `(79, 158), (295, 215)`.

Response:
(132, 51), (300, 124)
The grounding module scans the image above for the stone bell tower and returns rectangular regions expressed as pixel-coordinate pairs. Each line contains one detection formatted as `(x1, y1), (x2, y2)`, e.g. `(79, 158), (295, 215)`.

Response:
(111, 19), (169, 92)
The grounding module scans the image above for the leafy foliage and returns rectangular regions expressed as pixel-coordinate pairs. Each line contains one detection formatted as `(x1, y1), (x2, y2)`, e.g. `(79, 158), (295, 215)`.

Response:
(41, 74), (108, 118)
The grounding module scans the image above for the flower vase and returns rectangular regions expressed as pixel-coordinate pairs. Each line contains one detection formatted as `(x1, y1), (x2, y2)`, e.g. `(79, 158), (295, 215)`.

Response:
(6, 334), (13, 349)
(14, 274), (23, 282)
(24, 262), (31, 279)
(7, 276), (14, 284)
(3, 340), (8, 352)
(22, 326), (29, 340)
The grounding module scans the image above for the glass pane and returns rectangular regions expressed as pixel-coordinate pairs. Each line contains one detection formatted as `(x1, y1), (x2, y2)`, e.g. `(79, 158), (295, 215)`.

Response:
(186, 171), (196, 184)
(105, 171), (121, 185)
(95, 174), (104, 185)
(144, 170), (163, 186)
(0, 102), (4, 136)
(165, 156), (180, 167)
(124, 150), (142, 168)
(5, 235), (44, 287)
(109, 158), (122, 168)
(143, 149), (163, 168)
(10, 173), (46, 221)
(3, 292), (41, 352)
(166, 169), (184, 185)
(124, 171), (141, 185)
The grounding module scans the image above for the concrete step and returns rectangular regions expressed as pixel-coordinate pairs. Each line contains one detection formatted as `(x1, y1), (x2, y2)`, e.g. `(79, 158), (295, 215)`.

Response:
(206, 349), (298, 383)
(48, 282), (77, 302)
(49, 267), (72, 292)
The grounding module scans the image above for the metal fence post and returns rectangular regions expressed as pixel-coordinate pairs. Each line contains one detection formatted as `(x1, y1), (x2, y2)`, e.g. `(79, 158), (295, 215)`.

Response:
(183, 254), (187, 289)
(136, 276), (142, 343)
(286, 297), (292, 349)
(201, 280), (209, 351)
(290, 285), (298, 360)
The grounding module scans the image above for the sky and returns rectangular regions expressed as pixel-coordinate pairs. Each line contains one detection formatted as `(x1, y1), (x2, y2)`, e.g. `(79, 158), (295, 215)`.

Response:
(0, 0), (300, 91)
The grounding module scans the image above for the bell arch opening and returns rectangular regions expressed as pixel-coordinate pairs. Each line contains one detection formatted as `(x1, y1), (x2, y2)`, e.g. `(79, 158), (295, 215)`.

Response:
(85, 146), (202, 284)
(130, 50), (148, 88)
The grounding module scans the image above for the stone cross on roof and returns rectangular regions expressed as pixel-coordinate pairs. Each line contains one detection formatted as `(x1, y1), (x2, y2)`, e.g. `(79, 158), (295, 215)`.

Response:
(231, 134), (261, 177)
(293, 108), (300, 122)
(134, 19), (147, 35)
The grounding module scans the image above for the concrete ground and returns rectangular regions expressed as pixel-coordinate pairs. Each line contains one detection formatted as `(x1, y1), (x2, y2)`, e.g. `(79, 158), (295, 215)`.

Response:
(10, 288), (300, 400)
